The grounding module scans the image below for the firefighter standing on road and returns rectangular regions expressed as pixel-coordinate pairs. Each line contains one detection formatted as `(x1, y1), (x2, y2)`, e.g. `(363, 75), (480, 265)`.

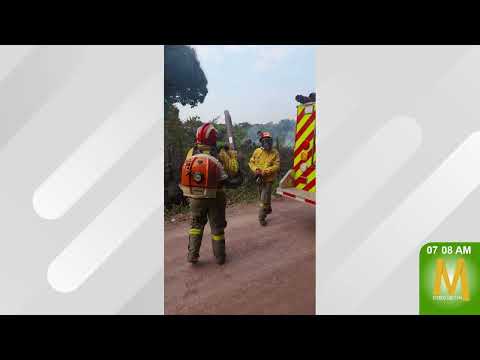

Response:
(181, 123), (239, 265)
(249, 131), (280, 226)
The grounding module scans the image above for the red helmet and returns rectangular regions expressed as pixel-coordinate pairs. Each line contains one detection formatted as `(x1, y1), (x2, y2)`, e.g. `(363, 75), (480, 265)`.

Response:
(196, 123), (217, 146)
(259, 131), (272, 140)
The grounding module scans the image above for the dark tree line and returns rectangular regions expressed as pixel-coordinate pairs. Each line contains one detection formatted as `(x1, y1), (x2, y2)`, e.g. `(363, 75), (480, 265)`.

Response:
(165, 108), (294, 209)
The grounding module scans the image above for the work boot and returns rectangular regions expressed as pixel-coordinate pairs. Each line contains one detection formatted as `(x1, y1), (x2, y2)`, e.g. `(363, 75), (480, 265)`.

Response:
(187, 236), (202, 264)
(212, 237), (226, 265)
(259, 204), (268, 226)
(259, 210), (267, 225)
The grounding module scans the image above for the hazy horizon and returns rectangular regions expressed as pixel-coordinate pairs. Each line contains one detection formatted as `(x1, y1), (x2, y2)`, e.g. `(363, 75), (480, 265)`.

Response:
(177, 45), (316, 125)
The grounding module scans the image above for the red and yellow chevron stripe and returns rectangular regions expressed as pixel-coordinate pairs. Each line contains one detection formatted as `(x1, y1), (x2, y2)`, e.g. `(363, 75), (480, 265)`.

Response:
(293, 103), (316, 192)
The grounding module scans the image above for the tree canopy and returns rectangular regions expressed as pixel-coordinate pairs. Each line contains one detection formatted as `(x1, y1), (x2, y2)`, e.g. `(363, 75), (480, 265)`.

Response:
(165, 45), (208, 107)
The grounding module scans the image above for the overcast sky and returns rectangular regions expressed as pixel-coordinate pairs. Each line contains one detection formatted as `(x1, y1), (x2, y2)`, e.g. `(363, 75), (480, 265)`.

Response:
(177, 45), (316, 124)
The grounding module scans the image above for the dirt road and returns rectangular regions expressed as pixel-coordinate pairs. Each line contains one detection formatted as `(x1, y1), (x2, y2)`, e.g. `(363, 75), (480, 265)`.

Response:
(165, 197), (315, 315)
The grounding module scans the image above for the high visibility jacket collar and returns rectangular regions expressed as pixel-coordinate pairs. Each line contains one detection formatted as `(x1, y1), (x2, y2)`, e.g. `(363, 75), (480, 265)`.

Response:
(194, 143), (216, 156)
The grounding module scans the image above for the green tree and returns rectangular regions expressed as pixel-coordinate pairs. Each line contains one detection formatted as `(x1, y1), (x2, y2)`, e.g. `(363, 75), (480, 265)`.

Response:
(165, 45), (208, 107)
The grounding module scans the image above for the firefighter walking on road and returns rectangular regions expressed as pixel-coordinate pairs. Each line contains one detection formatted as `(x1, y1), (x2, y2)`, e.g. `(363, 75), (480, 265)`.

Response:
(249, 131), (280, 226)
(180, 123), (239, 265)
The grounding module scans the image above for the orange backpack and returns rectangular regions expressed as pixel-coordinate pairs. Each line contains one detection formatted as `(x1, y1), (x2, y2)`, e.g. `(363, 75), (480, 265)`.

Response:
(180, 154), (221, 198)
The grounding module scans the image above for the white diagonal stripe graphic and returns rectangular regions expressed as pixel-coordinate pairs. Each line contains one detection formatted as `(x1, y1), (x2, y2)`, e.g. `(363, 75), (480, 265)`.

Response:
(316, 73), (362, 144)
(47, 155), (161, 293)
(0, 45), (36, 82)
(32, 71), (162, 220)
(316, 116), (422, 246)
(318, 131), (480, 314)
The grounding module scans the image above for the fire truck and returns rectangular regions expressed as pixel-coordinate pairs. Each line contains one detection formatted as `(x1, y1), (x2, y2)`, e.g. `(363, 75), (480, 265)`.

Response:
(276, 94), (316, 206)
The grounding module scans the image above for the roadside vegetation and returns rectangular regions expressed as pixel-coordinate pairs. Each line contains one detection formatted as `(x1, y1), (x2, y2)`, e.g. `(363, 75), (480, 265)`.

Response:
(164, 46), (294, 220)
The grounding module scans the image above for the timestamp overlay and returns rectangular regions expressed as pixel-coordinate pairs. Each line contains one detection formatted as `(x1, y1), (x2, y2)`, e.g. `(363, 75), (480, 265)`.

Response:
(420, 242), (480, 315)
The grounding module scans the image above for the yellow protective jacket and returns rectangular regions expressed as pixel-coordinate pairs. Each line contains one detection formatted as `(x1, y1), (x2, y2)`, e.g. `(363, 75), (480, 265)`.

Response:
(249, 148), (280, 183)
(186, 144), (239, 178)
